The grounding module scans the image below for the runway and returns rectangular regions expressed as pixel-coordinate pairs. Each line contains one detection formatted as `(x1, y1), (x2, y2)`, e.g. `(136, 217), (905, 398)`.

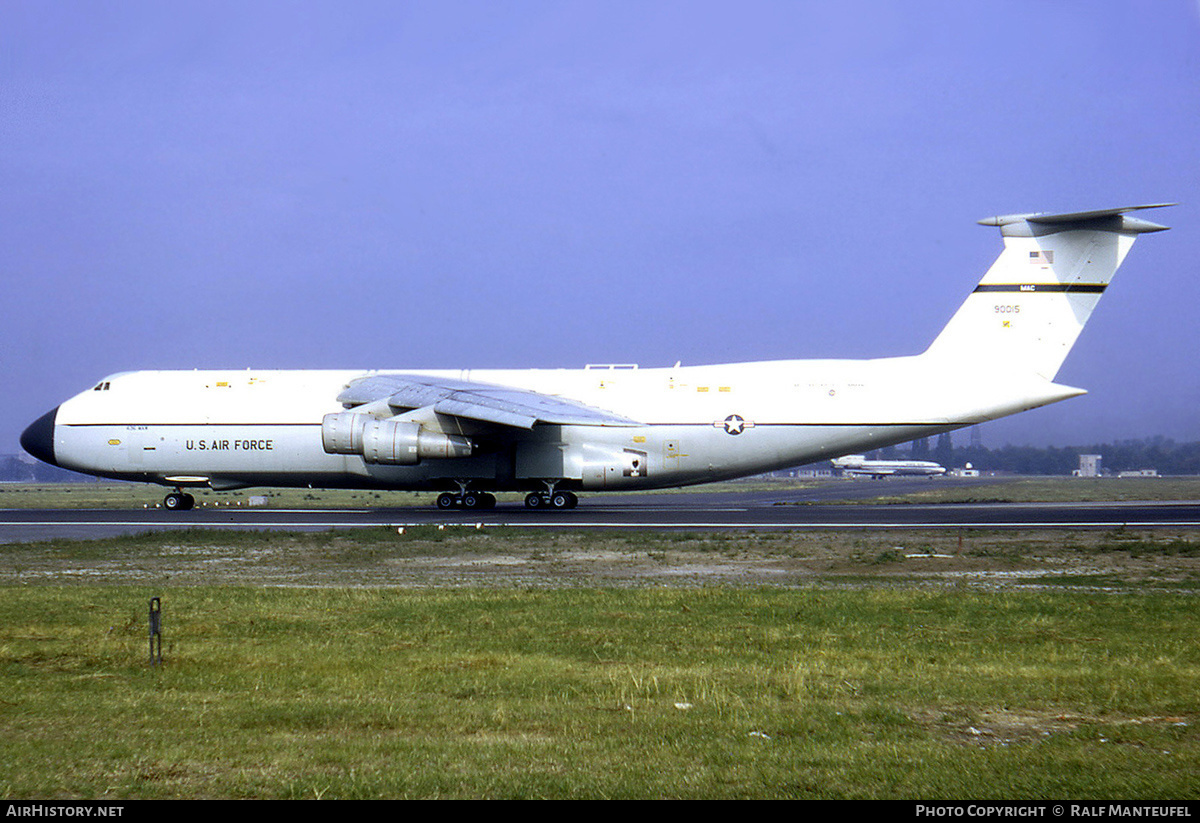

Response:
(4, 482), (1200, 543)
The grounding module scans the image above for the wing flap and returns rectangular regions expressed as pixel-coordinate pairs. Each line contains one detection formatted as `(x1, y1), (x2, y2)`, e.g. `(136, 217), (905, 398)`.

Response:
(432, 398), (538, 429)
(337, 373), (640, 429)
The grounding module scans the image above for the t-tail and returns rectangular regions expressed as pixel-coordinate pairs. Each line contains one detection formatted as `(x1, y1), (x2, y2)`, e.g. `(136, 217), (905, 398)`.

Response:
(923, 204), (1173, 381)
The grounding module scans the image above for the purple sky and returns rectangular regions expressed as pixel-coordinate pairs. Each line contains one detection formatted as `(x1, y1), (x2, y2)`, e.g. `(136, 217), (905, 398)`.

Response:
(3, 1), (1198, 453)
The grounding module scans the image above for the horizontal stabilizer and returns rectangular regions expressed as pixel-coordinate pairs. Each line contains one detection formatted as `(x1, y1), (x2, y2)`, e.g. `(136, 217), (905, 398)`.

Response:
(978, 203), (1174, 236)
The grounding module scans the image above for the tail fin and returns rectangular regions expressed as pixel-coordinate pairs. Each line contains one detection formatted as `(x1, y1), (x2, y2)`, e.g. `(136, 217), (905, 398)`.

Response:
(923, 204), (1173, 380)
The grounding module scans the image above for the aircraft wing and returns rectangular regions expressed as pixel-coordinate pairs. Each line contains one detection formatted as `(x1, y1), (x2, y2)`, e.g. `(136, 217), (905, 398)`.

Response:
(336, 373), (641, 429)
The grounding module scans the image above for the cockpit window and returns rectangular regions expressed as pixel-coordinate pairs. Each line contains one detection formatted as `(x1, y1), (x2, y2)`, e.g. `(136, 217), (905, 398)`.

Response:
(92, 382), (112, 391)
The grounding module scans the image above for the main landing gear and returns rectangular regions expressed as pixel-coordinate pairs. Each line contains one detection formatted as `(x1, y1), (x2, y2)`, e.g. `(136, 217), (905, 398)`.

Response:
(525, 490), (578, 510)
(436, 491), (497, 510)
(163, 490), (195, 511)
(434, 486), (579, 511)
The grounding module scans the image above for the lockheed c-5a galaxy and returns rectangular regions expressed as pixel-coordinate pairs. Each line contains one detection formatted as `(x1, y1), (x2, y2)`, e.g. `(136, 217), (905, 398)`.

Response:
(21, 204), (1172, 511)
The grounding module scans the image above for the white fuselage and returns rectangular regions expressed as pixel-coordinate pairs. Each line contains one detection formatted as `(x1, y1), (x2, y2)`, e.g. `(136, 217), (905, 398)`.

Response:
(44, 358), (1075, 493)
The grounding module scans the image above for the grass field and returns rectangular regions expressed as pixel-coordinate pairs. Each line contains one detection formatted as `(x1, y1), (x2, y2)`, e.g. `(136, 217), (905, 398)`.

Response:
(867, 476), (1200, 505)
(0, 478), (835, 509)
(0, 481), (435, 510)
(1, 527), (1197, 799)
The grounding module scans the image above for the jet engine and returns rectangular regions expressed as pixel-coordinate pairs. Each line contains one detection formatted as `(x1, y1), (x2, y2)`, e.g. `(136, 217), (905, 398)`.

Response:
(321, 413), (472, 464)
(321, 411), (368, 455)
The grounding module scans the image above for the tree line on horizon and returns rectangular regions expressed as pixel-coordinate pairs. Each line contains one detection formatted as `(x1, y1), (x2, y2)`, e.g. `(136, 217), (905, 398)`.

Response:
(876, 435), (1200, 476)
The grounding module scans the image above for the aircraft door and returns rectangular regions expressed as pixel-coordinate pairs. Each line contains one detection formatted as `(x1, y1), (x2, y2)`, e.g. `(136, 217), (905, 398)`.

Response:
(112, 428), (147, 470)
(664, 439), (682, 469)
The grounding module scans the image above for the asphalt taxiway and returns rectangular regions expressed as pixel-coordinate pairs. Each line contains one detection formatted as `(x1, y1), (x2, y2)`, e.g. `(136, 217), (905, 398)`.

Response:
(3, 479), (1199, 543)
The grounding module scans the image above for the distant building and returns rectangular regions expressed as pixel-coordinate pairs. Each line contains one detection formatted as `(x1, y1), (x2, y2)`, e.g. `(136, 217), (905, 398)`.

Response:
(1074, 454), (1102, 477)
(1117, 469), (1159, 478)
(746, 467), (835, 480)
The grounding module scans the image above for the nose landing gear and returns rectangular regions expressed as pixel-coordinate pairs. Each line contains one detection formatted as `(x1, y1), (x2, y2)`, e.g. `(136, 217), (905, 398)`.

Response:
(163, 490), (195, 511)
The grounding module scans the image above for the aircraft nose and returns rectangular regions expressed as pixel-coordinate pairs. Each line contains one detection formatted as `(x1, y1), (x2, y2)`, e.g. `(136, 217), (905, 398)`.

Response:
(20, 406), (59, 467)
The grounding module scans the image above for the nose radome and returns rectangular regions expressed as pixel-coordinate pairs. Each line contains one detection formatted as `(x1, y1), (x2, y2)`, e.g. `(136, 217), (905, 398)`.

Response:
(20, 406), (59, 467)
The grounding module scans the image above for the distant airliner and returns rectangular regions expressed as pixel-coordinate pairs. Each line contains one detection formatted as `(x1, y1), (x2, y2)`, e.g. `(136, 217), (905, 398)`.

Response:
(831, 455), (946, 478)
(21, 204), (1172, 511)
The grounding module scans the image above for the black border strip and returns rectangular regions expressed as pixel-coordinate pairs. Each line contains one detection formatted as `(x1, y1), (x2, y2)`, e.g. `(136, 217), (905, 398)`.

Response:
(973, 283), (1107, 293)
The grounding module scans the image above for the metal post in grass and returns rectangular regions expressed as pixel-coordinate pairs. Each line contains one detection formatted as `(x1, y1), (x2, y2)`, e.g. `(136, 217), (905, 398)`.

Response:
(149, 597), (162, 666)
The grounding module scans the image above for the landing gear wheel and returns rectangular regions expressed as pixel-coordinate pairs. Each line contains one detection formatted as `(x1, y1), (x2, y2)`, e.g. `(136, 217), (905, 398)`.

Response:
(524, 492), (546, 509)
(437, 491), (497, 510)
(164, 492), (194, 511)
(550, 491), (577, 510)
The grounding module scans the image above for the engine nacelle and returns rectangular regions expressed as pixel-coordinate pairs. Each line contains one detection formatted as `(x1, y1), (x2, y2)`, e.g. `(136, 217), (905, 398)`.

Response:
(322, 413), (473, 464)
(321, 412), (368, 455)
